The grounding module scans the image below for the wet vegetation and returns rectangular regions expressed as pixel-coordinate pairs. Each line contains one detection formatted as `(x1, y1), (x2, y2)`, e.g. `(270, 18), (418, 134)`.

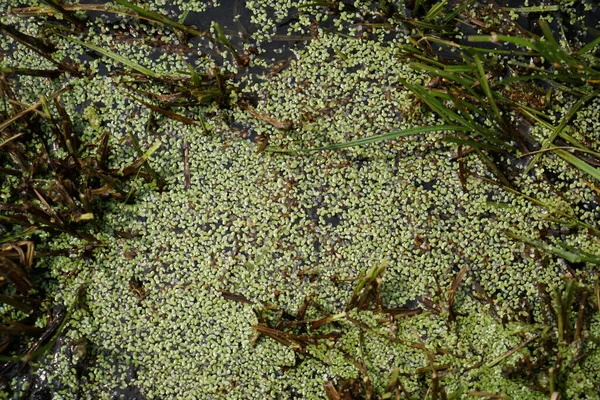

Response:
(0, 0), (600, 398)
(0, 67), (165, 388)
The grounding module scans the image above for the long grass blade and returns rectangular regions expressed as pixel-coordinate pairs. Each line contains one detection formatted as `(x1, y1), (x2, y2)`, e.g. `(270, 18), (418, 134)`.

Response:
(424, 0), (448, 22)
(471, 54), (502, 125)
(112, 0), (206, 37)
(443, 0), (476, 23)
(62, 35), (159, 78)
(578, 36), (600, 56)
(506, 232), (600, 264)
(266, 125), (466, 154)
(553, 149), (600, 182)
(525, 89), (600, 173)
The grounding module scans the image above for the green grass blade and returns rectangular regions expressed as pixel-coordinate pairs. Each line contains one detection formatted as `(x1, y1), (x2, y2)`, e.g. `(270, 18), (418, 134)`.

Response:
(525, 89), (600, 173)
(63, 35), (159, 78)
(112, 0), (205, 37)
(40, 0), (84, 30)
(266, 125), (467, 154)
(506, 232), (600, 264)
(468, 34), (538, 52)
(409, 62), (478, 96)
(520, 146), (600, 159)
(400, 79), (471, 126)
(401, 78), (503, 146)
(424, 0), (447, 22)
(471, 53), (502, 125)
(578, 35), (600, 55)
(443, 0), (477, 23)
(553, 149), (600, 182)
(444, 64), (473, 73)
(198, 112), (210, 135)
(474, 148), (512, 187)
(501, 5), (560, 13)
(443, 136), (500, 150)
(178, 10), (190, 24)
(213, 22), (243, 65)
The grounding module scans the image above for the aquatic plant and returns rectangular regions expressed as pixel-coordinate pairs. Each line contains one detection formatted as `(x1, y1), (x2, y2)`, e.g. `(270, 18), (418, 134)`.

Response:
(0, 0), (599, 398)
(0, 32), (163, 394)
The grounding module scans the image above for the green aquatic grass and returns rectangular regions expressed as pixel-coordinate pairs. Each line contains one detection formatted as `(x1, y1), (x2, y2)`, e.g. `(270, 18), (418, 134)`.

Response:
(554, 149), (600, 182)
(468, 29), (600, 82)
(423, 0), (448, 22)
(2, 0), (600, 398)
(266, 125), (467, 153)
(0, 66), (59, 77)
(61, 35), (162, 79)
(112, 0), (207, 38)
(40, 0), (85, 31)
(525, 89), (600, 174)
(502, 5), (560, 13)
(506, 232), (600, 265)
(213, 22), (245, 66)
(397, 16), (600, 189)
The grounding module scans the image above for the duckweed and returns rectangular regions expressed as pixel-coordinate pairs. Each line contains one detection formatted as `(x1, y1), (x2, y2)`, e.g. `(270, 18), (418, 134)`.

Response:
(1, 0), (600, 398)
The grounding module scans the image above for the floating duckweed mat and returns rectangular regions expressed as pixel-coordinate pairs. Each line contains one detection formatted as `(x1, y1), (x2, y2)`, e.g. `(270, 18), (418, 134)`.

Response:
(1, 0), (600, 399)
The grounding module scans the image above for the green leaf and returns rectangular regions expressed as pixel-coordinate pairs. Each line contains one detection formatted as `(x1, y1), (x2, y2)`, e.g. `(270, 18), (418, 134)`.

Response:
(553, 149), (600, 182)
(506, 232), (600, 264)
(266, 125), (466, 154)
(63, 35), (160, 78)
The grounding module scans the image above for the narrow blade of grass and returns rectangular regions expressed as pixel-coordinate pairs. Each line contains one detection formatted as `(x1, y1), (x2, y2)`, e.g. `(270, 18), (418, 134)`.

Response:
(0, 99), (43, 132)
(0, 132), (25, 149)
(519, 146), (600, 160)
(198, 112), (209, 135)
(40, 0), (85, 30)
(471, 27), (600, 77)
(131, 123), (166, 190)
(129, 93), (208, 126)
(0, 67), (60, 78)
(266, 125), (466, 154)
(485, 334), (539, 368)
(525, 89), (600, 173)
(410, 62), (478, 97)
(443, 136), (501, 150)
(501, 5), (559, 13)
(424, 0), (448, 22)
(578, 36), (600, 56)
(63, 35), (159, 78)
(468, 34), (538, 52)
(400, 78), (504, 146)
(553, 149), (600, 182)
(471, 53), (502, 125)
(506, 232), (600, 264)
(443, 0), (477, 23)
(121, 141), (161, 178)
(178, 10), (190, 24)
(213, 22), (244, 66)
(474, 148), (512, 187)
(499, 185), (599, 235)
(112, 0), (206, 38)
(0, 22), (55, 54)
